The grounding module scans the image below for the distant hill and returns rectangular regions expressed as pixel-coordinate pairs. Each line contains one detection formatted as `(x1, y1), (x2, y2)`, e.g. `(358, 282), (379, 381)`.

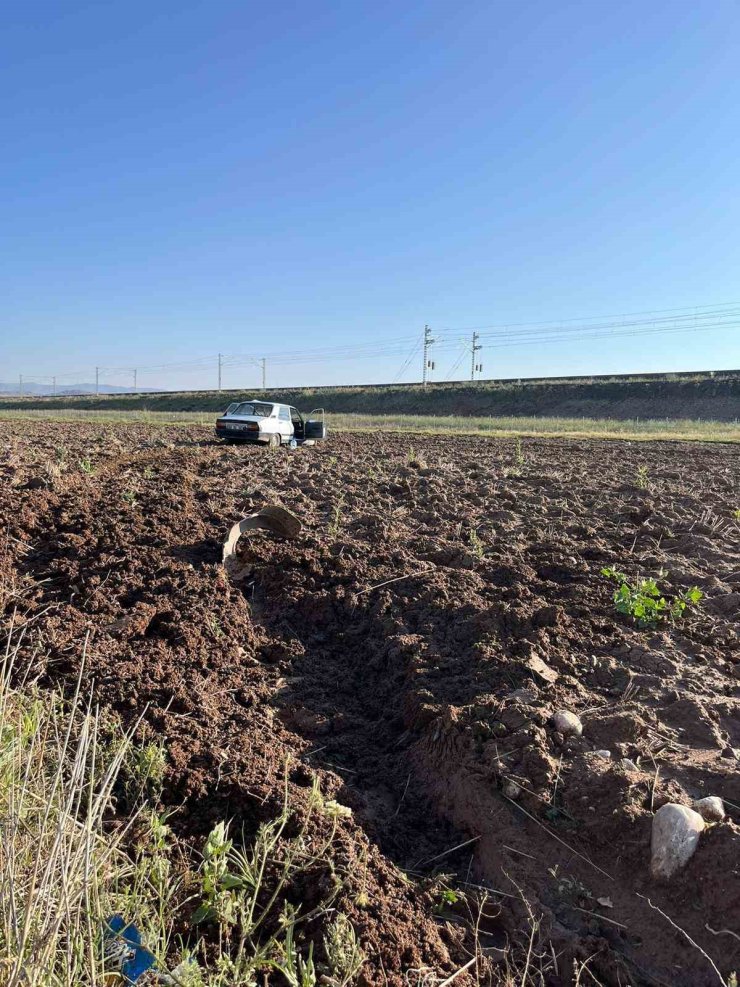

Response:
(0, 382), (160, 396)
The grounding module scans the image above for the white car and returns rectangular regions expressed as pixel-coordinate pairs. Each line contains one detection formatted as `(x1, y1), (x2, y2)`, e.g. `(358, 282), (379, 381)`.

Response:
(215, 400), (327, 447)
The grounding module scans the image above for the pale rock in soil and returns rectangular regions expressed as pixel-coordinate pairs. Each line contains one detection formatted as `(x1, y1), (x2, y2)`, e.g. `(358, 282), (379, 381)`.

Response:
(619, 758), (640, 772)
(650, 803), (705, 879)
(693, 796), (726, 823)
(503, 780), (522, 800)
(551, 710), (583, 738)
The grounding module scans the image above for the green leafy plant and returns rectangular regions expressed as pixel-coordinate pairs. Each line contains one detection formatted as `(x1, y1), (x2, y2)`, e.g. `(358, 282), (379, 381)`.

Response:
(322, 913), (365, 986)
(468, 528), (485, 559)
(129, 740), (167, 799)
(635, 465), (650, 489)
(207, 616), (224, 640)
(328, 494), (345, 539)
(78, 457), (95, 475)
(432, 889), (459, 914)
(601, 567), (702, 626)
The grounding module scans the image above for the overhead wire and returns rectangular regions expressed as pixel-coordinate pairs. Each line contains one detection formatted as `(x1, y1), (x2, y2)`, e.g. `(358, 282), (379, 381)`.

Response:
(11, 300), (738, 389)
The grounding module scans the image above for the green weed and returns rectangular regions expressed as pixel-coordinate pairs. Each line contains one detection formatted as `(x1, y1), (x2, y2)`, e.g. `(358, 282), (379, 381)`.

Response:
(322, 913), (365, 986)
(468, 528), (486, 559)
(601, 567), (702, 627)
(328, 494), (345, 538)
(432, 889), (459, 915)
(188, 774), (361, 985)
(207, 616), (225, 640)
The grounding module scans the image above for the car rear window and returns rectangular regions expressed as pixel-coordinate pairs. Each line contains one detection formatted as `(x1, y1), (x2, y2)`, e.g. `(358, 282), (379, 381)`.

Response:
(231, 402), (274, 417)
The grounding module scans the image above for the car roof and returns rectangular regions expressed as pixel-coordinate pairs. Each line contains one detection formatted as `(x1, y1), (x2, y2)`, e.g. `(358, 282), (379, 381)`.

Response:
(226, 400), (294, 412)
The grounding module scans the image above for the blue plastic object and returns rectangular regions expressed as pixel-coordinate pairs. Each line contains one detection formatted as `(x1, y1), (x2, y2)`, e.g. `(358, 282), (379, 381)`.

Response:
(103, 916), (157, 984)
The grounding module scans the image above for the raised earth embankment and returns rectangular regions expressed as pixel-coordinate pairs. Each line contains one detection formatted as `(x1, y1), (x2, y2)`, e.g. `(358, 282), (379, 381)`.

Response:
(1, 370), (738, 420)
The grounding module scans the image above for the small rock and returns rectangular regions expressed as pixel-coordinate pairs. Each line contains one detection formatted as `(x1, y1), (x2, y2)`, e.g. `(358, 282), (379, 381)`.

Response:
(651, 803), (705, 879)
(619, 758), (640, 772)
(551, 710), (583, 738)
(693, 796), (725, 823)
(593, 750), (611, 760)
(527, 655), (558, 684)
(503, 780), (522, 800)
(507, 687), (539, 705)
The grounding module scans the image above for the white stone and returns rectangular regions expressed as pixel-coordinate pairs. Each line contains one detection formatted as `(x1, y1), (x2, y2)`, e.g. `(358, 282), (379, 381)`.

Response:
(551, 710), (583, 738)
(503, 780), (522, 800)
(651, 803), (705, 879)
(619, 758), (640, 772)
(693, 796), (725, 823)
(593, 750), (611, 760)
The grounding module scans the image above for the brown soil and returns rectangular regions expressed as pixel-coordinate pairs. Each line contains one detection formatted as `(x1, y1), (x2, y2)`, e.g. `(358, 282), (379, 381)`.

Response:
(1, 422), (739, 986)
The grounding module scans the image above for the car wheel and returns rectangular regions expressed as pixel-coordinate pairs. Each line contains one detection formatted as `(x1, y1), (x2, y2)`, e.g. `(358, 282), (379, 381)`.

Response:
(267, 433), (281, 448)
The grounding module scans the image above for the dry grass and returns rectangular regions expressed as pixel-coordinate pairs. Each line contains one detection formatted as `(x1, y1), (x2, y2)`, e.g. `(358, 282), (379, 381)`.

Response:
(0, 631), (147, 986)
(0, 408), (736, 442)
(0, 622), (367, 986)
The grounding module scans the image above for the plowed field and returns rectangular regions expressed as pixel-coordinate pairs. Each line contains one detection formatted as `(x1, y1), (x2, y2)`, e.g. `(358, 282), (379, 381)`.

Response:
(2, 421), (739, 986)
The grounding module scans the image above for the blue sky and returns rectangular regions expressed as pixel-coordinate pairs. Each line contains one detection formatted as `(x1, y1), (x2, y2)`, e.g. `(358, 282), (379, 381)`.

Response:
(2, 0), (739, 390)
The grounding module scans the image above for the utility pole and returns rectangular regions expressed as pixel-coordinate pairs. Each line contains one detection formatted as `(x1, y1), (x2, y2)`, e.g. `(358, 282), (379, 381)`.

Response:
(422, 324), (435, 387)
(52, 376), (56, 397)
(95, 367), (99, 396)
(261, 358), (266, 391)
(470, 331), (482, 381)
(133, 369), (137, 393)
(218, 353), (223, 392)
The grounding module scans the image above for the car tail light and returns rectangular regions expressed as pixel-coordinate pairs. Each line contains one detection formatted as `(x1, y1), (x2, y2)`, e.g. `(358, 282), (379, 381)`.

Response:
(216, 420), (226, 429)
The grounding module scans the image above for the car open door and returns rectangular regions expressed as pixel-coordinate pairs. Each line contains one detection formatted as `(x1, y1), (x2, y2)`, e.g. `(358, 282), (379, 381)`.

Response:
(304, 408), (327, 440)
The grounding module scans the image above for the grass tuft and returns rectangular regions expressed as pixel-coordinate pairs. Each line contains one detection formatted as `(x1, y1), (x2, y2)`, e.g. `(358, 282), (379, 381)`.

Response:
(0, 628), (365, 985)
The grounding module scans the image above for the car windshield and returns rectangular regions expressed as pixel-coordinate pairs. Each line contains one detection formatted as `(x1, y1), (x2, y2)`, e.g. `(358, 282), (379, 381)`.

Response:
(230, 402), (273, 417)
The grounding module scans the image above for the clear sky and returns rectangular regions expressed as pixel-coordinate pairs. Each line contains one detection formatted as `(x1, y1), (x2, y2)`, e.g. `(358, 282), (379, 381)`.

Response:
(2, 0), (740, 391)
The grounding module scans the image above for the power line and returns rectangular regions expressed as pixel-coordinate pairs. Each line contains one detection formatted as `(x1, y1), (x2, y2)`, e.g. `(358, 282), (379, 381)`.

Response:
(392, 338), (422, 384)
(9, 300), (738, 392)
(443, 346), (468, 379)
(431, 301), (740, 333)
